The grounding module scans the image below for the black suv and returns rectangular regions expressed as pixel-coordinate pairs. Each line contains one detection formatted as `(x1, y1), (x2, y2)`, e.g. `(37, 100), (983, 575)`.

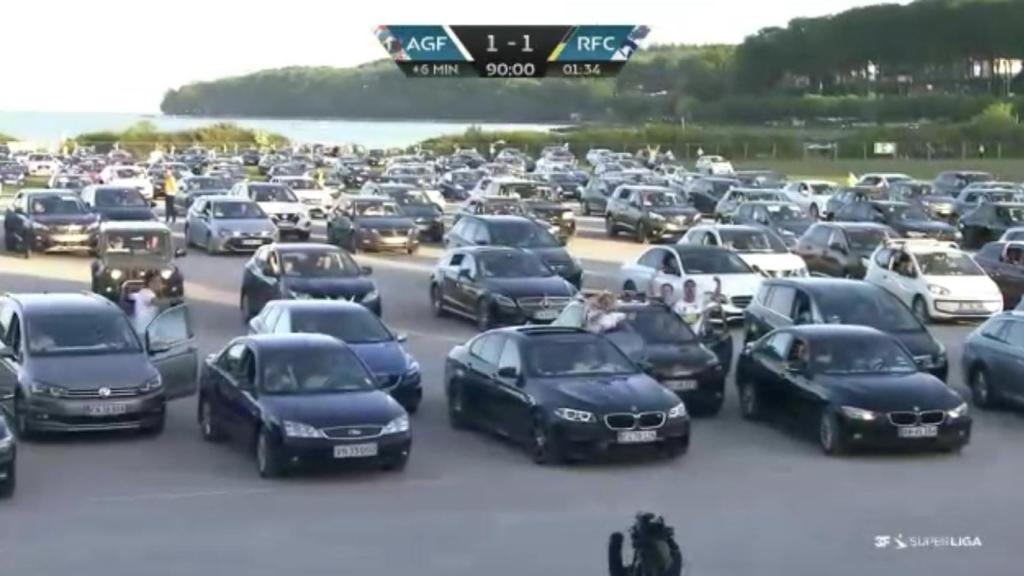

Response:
(605, 185), (700, 243)
(445, 215), (583, 288)
(3, 190), (99, 257)
(742, 278), (948, 380)
(91, 222), (186, 306)
(795, 222), (895, 278)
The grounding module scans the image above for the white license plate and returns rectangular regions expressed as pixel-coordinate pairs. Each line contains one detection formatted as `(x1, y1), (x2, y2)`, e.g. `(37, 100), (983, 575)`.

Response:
(666, 379), (698, 391)
(333, 443), (379, 458)
(52, 234), (88, 243)
(617, 430), (658, 444)
(898, 425), (938, 438)
(241, 239), (262, 246)
(534, 309), (559, 320)
(86, 403), (128, 416)
(382, 236), (407, 244)
(959, 302), (983, 312)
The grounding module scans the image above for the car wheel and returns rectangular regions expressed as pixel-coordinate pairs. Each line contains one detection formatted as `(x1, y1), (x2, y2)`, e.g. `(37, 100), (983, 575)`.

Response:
(447, 383), (469, 430)
(430, 284), (447, 317)
(969, 367), (997, 409)
(738, 380), (761, 420)
(635, 222), (649, 244)
(240, 292), (255, 322)
(819, 410), (847, 456)
(912, 296), (931, 324)
(256, 428), (284, 479)
(0, 463), (15, 498)
(199, 397), (226, 441)
(605, 217), (616, 237)
(530, 416), (563, 465)
(476, 298), (494, 331)
(582, 201), (591, 216)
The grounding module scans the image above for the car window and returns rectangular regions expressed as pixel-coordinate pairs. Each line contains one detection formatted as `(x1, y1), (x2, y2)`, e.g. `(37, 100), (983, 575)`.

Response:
(762, 332), (793, 360)
(0, 302), (13, 345)
(219, 343), (248, 381)
(261, 305), (282, 332)
(765, 286), (796, 318)
(459, 254), (477, 278)
(805, 226), (831, 246)
(450, 218), (467, 238)
(638, 248), (665, 269)
(473, 335), (503, 365)
(873, 248), (892, 268)
(702, 231), (718, 246)
(447, 253), (465, 267)
(981, 318), (1009, 341)
(497, 339), (522, 373)
(469, 222), (490, 245)
(826, 229), (846, 249)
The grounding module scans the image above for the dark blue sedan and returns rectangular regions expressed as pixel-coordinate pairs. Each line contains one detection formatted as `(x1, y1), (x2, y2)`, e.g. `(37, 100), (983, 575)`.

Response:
(962, 311), (1024, 409)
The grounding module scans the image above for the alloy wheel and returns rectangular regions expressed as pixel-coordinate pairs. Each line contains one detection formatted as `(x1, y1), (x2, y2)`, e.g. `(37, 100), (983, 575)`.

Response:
(971, 369), (992, 409)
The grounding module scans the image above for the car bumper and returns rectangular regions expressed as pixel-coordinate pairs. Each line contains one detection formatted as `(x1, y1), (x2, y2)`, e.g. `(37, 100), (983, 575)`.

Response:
(838, 415), (971, 451)
(656, 369), (726, 410)
(379, 375), (422, 411)
(929, 298), (1002, 320)
(550, 418), (691, 459)
(278, 431), (412, 468)
(414, 220), (445, 240)
(273, 223), (312, 239)
(20, 393), (166, 433)
(493, 304), (567, 325)
(358, 233), (419, 252)
(96, 277), (185, 301)
(217, 236), (276, 252)
(650, 223), (694, 240)
(29, 230), (97, 253)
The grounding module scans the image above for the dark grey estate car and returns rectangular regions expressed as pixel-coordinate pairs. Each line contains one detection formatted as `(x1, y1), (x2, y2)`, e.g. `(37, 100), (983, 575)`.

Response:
(0, 293), (198, 437)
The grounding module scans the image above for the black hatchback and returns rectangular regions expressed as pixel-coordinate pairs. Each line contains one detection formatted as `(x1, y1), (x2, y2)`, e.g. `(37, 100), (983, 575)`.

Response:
(743, 278), (948, 381)
(445, 326), (690, 463)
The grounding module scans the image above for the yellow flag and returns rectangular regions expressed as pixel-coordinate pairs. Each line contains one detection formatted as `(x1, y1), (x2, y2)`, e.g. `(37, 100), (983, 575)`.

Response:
(846, 172), (858, 186)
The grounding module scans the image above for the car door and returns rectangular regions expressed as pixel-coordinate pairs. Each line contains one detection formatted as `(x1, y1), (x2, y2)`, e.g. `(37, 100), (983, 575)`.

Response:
(748, 331), (793, 415)
(822, 228), (851, 277)
(762, 285), (796, 331)
(452, 253), (482, 314)
(490, 338), (532, 440)
(1000, 320), (1024, 402)
(462, 335), (504, 429)
(886, 250), (919, 306)
(698, 305), (734, 374)
(0, 303), (20, 403)
(865, 247), (894, 293)
(799, 226), (830, 275)
(144, 305), (199, 400)
(651, 249), (684, 296)
(4, 193), (27, 245)
(781, 336), (828, 427)
(437, 252), (464, 311)
(205, 342), (247, 435)
(248, 247), (280, 311)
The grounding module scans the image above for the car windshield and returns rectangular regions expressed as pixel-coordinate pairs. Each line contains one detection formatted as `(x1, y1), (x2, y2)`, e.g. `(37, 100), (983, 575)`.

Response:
(96, 188), (148, 207)
(104, 231), (169, 256)
(625, 308), (696, 345)
(285, 179), (317, 190)
(114, 168), (142, 179)
(915, 252), (983, 276)
(996, 206), (1024, 223)
(708, 181), (736, 198)
(391, 166), (431, 177)
(678, 250), (753, 274)
(27, 312), (141, 356)
(183, 178), (225, 191)
(452, 171), (482, 184)
(500, 184), (539, 198)
(30, 195), (86, 215)
(847, 228), (890, 251)
(391, 190), (431, 206)
(894, 183), (932, 199)
(259, 347), (377, 395)
(642, 191), (678, 207)
(354, 202), (401, 216)
(490, 221), (560, 248)
(291, 310), (393, 344)
(251, 185), (298, 203)
(478, 251), (553, 278)
(883, 203), (930, 221)
(212, 201), (265, 219)
(279, 250), (360, 278)
(983, 191), (1018, 203)
(524, 335), (636, 377)
(815, 290), (922, 331)
(766, 205), (808, 222)
(811, 336), (917, 375)
(809, 183), (832, 195)
(481, 200), (526, 216)
(720, 229), (787, 253)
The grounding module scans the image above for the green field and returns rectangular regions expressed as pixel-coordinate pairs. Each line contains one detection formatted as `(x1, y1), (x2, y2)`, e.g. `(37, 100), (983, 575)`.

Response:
(734, 158), (1024, 183)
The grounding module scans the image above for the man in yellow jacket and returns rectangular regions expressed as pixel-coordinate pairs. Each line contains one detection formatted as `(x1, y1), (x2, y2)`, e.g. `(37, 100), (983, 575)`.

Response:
(163, 169), (178, 223)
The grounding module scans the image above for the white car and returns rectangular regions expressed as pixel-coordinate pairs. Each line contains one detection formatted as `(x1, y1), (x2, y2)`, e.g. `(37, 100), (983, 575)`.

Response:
(229, 181), (312, 240)
(694, 155), (734, 176)
(270, 176), (333, 218)
(864, 239), (1002, 322)
(680, 224), (808, 278)
(25, 153), (61, 177)
(618, 244), (763, 319)
(586, 148), (614, 165)
(855, 173), (913, 189)
(99, 165), (154, 201)
(780, 180), (837, 220)
(998, 227), (1024, 242)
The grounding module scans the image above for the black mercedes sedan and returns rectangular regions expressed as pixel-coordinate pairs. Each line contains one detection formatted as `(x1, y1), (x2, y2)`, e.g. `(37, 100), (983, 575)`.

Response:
(198, 334), (412, 477)
(445, 326), (690, 463)
(429, 246), (577, 330)
(240, 243), (379, 319)
(961, 312), (1024, 410)
(736, 325), (970, 455)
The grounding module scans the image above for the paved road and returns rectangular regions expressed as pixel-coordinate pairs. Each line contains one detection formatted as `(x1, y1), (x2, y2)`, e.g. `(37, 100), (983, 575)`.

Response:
(0, 219), (1021, 576)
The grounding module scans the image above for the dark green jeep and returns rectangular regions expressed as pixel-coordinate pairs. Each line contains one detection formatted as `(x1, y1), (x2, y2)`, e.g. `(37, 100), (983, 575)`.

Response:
(90, 222), (187, 305)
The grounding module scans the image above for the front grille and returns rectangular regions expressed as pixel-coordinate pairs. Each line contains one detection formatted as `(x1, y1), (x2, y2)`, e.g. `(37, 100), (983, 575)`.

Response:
(888, 411), (945, 426)
(604, 412), (666, 430)
(516, 296), (571, 312)
(374, 228), (411, 237)
(62, 387), (139, 399)
(275, 213), (300, 223)
(730, 295), (753, 309)
(321, 424), (384, 440)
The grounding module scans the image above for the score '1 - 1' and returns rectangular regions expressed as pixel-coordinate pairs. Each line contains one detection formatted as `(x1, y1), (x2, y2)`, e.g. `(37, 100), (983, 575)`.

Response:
(487, 34), (534, 53)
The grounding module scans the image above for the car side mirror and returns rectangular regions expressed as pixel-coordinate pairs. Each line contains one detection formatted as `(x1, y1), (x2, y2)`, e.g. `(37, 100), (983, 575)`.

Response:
(829, 242), (847, 254)
(360, 265), (373, 275)
(263, 264), (279, 278)
(785, 360), (807, 375)
(0, 346), (13, 359)
(248, 318), (263, 333)
(146, 333), (171, 355)
(497, 366), (520, 380)
(396, 333), (408, 343)
(458, 268), (472, 280)
(174, 247), (187, 258)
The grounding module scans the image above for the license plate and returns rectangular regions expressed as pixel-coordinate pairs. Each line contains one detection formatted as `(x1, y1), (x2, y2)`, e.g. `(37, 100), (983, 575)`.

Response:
(52, 234), (88, 243)
(665, 379), (698, 391)
(898, 425), (938, 438)
(617, 430), (658, 444)
(333, 443), (379, 458)
(959, 302), (983, 312)
(86, 403), (128, 416)
(534, 309), (559, 320)
(241, 239), (262, 246)
(382, 236), (407, 244)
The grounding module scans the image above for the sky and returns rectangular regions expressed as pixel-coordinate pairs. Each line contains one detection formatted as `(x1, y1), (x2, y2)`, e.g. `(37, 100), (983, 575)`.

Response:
(1, 0), (905, 113)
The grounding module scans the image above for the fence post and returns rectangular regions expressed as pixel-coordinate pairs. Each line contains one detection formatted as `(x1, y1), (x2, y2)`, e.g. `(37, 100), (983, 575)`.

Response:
(998, 142), (1002, 160)
(863, 143), (868, 160)
(743, 142), (749, 160)
(961, 141), (967, 160)
(771, 142), (777, 159)
(926, 142), (932, 161)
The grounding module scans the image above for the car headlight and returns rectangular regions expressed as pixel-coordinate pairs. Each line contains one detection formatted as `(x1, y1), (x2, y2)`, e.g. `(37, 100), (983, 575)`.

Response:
(928, 284), (951, 296)
(217, 229), (232, 238)
(561, 210), (575, 220)
(839, 405), (878, 421)
(86, 221), (100, 231)
(404, 353), (420, 375)
(31, 222), (50, 231)
(668, 402), (688, 419)
(108, 268), (123, 280)
(553, 407), (596, 423)
(139, 374), (163, 393)
(494, 294), (517, 307)
(29, 381), (67, 398)
(382, 415), (410, 435)
(946, 402), (969, 419)
(361, 289), (379, 301)
(0, 434), (12, 451)
(261, 230), (276, 237)
(159, 268), (175, 280)
(283, 420), (324, 438)
(649, 212), (665, 221)
(954, 230), (963, 240)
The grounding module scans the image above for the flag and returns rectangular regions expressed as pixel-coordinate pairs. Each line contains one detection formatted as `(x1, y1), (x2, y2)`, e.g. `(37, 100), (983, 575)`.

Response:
(846, 172), (858, 186)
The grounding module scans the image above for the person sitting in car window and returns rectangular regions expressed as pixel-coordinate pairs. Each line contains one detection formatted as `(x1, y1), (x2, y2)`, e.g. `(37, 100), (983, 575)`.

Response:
(32, 200), (47, 214)
(661, 253), (680, 276)
(585, 291), (626, 333)
(895, 253), (915, 276)
(788, 339), (811, 367)
(263, 363), (298, 393)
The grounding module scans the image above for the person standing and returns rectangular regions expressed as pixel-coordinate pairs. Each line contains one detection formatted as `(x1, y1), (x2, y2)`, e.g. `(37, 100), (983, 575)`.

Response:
(163, 168), (178, 224)
(130, 272), (163, 334)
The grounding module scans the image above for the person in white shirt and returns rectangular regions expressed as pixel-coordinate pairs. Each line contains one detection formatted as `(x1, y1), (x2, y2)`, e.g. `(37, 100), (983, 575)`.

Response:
(585, 291), (626, 333)
(131, 272), (163, 334)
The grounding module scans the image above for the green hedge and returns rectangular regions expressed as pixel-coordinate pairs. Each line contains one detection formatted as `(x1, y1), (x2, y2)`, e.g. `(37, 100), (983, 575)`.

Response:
(690, 95), (1004, 124)
(72, 122), (288, 156)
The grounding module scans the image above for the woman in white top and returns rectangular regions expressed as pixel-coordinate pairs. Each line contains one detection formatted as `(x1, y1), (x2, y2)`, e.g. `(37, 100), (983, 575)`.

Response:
(131, 272), (164, 334)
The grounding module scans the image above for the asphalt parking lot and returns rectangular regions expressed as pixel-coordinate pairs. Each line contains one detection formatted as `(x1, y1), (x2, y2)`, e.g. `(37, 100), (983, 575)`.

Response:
(0, 213), (1021, 576)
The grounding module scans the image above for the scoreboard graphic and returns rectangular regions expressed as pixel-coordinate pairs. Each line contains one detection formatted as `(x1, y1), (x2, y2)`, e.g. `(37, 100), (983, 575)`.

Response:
(374, 25), (649, 78)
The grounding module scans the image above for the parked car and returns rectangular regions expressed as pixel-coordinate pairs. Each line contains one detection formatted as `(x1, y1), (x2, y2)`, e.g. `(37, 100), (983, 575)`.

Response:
(834, 200), (959, 242)
(682, 176), (740, 217)
(80, 185), (156, 221)
(961, 312), (1024, 409)
(732, 170), (785, 189)
(605, 185), (701, 244)
(3, 190), (99, 257)
(824, 186), (886, 218)
(680, 224), (808, 277)
(973, 241), (1024, 309)
(445, 326), (691, 463)
(363, 183), (445, 242)
(90, 221), (185, 304)
(735, 325), (969, 454)
(0, 161), (26, 186)
(730, 201), (814, 248)
(326, 196), (419, 254)
(270, 176), (333, 218)
(855, 173), (912, 189)
(779, 180), (835, 220)
(183, 196), (277, 254)
(714, 189), (786, 222)
(25, 153), (61, 177)
(887, 180), (957, 222)
(439, 168), (486, 201)
(98, 165), (154, 202)
(932, 170), (994, 197)
(957, 202), (1024, 249)
(952, 186), (1021, 222)
(47, 173), (91, 193)
(794, 222), (896, 279)
(229, 182), (312, 241)
(694, 155), (734, 175)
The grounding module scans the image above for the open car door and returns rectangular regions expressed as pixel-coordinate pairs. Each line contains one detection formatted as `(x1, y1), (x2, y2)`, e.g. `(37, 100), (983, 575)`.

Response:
(145, 305), (199, 400)
(698, 305), (734, 376)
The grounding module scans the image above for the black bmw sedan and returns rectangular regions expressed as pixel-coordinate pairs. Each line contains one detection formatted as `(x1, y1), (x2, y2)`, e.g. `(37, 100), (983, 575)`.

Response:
(445, 326), (690, 463)
(736, 325), (970, 455)
(240, 243), (379, 319)
(198, 334), (412, 477)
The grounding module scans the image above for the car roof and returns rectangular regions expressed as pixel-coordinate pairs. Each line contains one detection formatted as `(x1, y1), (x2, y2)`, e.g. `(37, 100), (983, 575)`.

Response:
(272, 242), (345, 253)
(99, 221), (169, 232)
(763, 277), (880, 294)
(344, 195), (391, 202)
(20, 189), (77, 197)
(266, 300), (369, 314)
(742, 201), (800, 208)
(869, 200), (909, 207)
(470, 215), (534, 224)
(782, 324), (887, 339)
(453, 245), (526, 256)
(202, 195), (250, 203)
(245, 333), (352, 351)
(697, 224), (766, 233)
(616, 184), (673, 193)
(497, 325), (590, 338)
(666, 244), (734, 256)
(987, 202), (1024, 208)
(6, 292), (120, 314)
(814, 222), (892, 231)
